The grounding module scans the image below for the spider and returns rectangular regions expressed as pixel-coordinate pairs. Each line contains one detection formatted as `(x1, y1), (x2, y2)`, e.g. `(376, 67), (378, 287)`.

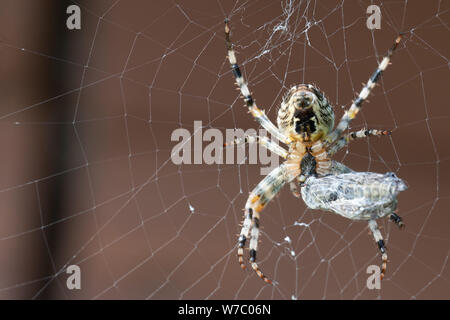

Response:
(224, 19), (405, 284)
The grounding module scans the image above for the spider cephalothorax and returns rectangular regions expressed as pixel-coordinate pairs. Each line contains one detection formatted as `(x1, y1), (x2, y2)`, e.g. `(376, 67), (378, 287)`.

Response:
(278, 84), (334, 143)
(224, 19), (404, 284)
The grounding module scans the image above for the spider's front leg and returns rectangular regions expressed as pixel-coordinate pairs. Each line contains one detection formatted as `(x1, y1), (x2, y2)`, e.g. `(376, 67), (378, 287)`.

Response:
(327, 128), (391, 156)
(224, 134), (288, 159)
(325, 34), (402, 149)
(238, 164), (292, 284)
(224, 20), (290, 145)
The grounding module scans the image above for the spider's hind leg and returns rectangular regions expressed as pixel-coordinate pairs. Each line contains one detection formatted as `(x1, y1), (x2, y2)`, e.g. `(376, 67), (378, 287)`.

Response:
(289, 181), (301, 198)
(239, 164), (291, 284)
(368, 219), (388, 281)
(224, 134), (288, 159)
(389, 211), (405, 229)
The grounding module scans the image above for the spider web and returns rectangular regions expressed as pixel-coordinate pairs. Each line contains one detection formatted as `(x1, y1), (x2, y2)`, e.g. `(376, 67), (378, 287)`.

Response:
(0, 0), (449, 299)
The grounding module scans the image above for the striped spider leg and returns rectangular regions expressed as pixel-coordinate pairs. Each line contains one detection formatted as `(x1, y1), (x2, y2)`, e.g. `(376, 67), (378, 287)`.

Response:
(224, 20), (291, 146)
(238, 163), (298, 283)
(223, 135), (299, 284)
(225, 20), (297, 283)
(327, 128), (391, 156)
(223, 136), (301, 200)
(325, 35), (403, 151)
(369, 220), (388, 280)
(321, 35), (403, 279)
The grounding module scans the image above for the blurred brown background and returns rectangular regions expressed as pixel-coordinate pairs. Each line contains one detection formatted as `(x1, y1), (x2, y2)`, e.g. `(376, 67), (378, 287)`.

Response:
(0, 0), (449, 299)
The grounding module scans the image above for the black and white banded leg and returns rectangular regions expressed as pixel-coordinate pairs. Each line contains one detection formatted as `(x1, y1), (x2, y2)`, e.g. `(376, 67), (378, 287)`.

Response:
(224, 134), (289, 159)
(225, 20), (291, 145)
(325, 35), (402, 147)
(238, 164), (290, 284)
(327, 128), (391, 156)
(390, 211), (405, 229)
(368, 219), (388, 281)
(289, 181), (301, 198)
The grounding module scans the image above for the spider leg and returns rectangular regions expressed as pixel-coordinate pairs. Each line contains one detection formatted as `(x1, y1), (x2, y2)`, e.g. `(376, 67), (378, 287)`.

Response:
(239, 164), (291, 284)
(368, 219), (388, 281)
(327, 128), (391, 156)
(389, 211), (405, 229)
(225, 20), (290, 145)
(325, 35), (402, 147)
(224, 134), (289, 159)
(289, 181), (301, 198)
